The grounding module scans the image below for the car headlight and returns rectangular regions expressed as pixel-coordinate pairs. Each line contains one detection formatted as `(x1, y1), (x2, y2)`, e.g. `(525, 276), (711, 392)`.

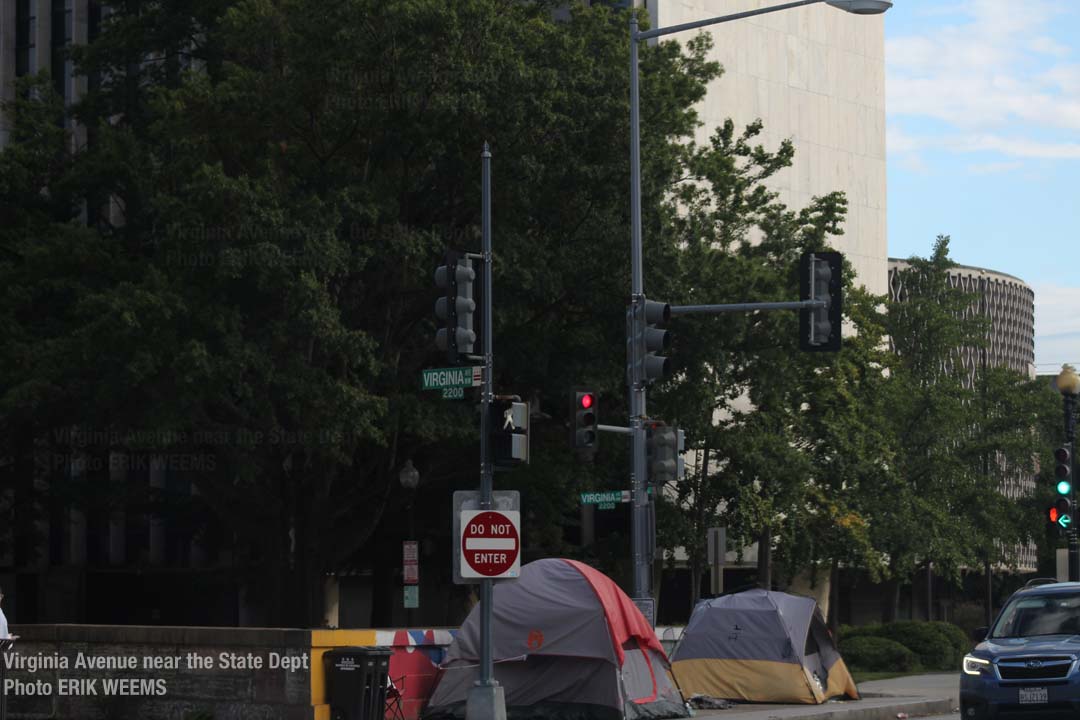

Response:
(963, 654), (991, 676)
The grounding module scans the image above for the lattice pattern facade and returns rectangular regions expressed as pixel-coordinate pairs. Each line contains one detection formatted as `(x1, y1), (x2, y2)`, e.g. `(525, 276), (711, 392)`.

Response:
(889, 259), (1038, 571)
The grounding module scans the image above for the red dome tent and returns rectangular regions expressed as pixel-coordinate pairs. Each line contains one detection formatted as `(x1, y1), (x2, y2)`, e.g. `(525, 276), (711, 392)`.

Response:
(424, 559), (687, 720)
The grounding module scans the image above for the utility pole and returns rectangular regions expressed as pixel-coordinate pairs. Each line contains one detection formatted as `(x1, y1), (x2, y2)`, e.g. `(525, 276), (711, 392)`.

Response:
(626, 2), (886, 621)
(465, 143), (506, 720)
(1055, 365), (1080, 582)
(1066, 392), (1078, 582)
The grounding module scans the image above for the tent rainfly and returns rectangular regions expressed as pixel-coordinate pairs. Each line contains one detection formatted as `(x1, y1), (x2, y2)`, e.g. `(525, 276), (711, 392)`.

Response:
(671, 589), (858, 705)
(424, 559), (688, 720)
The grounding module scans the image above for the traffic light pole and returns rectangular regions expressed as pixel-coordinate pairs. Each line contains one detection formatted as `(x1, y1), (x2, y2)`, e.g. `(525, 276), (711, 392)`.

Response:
(466, 143), (506, 720)
(628, 16), (651, 613)
(1065, 392), (1079, 582)
(629, 12), (833, 621)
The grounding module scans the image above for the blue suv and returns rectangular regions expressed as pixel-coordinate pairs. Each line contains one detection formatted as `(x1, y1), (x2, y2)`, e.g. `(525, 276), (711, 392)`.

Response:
(962, 580), (1080, 718)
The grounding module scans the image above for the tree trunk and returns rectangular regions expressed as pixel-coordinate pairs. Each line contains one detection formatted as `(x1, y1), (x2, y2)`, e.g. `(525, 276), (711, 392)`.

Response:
(691, 444), (709, 613)
(758, 525), (772, 589)
(690, 561), (702, 612)
(828, 559), (840, 635)
(882, 575), (901, 623)
(926, 561), (933, 622)
(984, 557), (993, 627)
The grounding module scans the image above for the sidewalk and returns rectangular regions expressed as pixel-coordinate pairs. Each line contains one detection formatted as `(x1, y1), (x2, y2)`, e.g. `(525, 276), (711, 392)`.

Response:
(693, 673), (959, 720)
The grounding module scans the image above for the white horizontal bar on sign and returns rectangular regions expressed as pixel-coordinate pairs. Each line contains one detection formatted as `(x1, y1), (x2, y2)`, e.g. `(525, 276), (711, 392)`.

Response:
(465, 538), (516, 550)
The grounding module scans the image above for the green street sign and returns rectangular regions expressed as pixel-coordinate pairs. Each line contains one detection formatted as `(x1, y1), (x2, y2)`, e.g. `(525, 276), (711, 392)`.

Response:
(422, 366), (482, 391)
(442, 387), (465, 400)
(580, 491), (631, 507)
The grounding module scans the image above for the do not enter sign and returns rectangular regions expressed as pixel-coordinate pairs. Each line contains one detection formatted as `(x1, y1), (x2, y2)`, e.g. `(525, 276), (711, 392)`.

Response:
(460, 510), (521, 579)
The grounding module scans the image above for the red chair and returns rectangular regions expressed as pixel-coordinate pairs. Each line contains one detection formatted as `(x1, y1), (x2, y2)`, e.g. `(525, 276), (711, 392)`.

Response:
(385, 674), (406, 720)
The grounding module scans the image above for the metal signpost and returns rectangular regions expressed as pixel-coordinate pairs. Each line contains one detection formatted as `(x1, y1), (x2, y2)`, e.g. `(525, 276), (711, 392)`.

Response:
(707, 527), (727, 595)
(466, 143), (507, 720)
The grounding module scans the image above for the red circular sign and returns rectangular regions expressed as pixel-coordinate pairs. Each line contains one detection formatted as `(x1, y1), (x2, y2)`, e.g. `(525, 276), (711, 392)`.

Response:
(462, 511), (520, 577)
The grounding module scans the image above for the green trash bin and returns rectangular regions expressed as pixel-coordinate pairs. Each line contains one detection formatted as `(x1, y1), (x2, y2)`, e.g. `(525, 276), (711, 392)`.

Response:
(323, 646), (393, 720)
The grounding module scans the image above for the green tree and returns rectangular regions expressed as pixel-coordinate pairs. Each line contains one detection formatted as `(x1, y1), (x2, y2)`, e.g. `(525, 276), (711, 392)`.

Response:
(878, 236), (1052, 620)
(648, 111), (889, 612)
(1, 1), (723, 625)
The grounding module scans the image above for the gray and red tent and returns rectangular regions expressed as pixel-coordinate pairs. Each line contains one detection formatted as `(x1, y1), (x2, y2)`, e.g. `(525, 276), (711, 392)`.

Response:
(423, 559), (688, 720)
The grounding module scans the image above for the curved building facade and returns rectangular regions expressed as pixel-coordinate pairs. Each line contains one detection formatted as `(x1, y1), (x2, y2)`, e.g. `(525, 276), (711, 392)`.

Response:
(888, 259), (1037, 384)
(889, 259), (1037, 571)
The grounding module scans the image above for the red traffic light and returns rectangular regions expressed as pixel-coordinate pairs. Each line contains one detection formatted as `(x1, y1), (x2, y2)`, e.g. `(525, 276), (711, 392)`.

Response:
(580, 393), (594, 410)
(1050, 506), (1061, 523)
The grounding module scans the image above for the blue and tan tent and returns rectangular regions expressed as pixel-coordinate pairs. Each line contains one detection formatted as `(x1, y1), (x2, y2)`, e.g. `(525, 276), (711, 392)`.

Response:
(670, 589), (858, 705)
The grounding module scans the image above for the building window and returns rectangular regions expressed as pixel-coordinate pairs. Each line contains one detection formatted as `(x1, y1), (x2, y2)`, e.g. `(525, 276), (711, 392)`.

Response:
(52, 0), (73, 102)
(15, 0), (37, 78)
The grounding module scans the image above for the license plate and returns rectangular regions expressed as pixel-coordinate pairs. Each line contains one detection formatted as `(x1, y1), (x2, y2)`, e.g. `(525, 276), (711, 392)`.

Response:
(1019, 687), (1048, 704)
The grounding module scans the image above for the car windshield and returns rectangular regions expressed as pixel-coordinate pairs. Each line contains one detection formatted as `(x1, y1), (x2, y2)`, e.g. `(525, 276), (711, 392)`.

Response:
(991, 593), (1080, 638)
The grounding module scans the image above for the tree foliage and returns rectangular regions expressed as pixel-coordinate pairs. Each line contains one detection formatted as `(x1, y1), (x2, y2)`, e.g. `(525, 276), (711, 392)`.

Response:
(0, 1), (1057, 627)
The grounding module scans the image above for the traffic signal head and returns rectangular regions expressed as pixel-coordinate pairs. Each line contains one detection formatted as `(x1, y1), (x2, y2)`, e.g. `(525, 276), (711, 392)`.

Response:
(799, 251), (843, 352)
(434, 251), (476, 363)
(1055, 447), (1072, 495)
(492, 400), (529, 467)
(1052, 497), (1073, 529)
(630, 300), (669, 386)
(572, 390), (598, 453)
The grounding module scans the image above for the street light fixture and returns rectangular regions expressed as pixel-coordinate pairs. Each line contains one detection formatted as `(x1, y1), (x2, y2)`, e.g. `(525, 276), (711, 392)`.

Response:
(626, 0), (891, 619)
(1055, 365), (1080, 581)
(825, 1), (893, 14)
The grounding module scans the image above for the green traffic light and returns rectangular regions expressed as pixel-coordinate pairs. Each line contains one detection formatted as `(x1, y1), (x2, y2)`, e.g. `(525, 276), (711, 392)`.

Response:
(1060, 514), (1073, 529)
(1059, 480), (1073, 495)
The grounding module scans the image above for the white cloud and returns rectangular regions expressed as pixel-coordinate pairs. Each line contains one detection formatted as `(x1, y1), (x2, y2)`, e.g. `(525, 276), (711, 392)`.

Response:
(957, 134), (1080, 159)
(1034, 285), (1080, 369)
(1035, 285), (1080, 337)
(965, 160), (1022, 175)
(887, 0), (1080, 163)
(888, 131), (1080, 160)
(1042, 64), (1080, 94)
(885, 125), (924, 153)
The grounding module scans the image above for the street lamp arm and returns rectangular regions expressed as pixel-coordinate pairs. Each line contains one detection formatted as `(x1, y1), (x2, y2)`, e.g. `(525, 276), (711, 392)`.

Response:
(636, 0), (827, 41)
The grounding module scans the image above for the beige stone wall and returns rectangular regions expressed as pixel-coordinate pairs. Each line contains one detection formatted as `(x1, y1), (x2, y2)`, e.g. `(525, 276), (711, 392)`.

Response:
(647, 0), (888, 295)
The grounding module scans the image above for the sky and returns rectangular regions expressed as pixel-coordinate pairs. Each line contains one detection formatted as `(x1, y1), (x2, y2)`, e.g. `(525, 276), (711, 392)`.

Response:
(884, 0), (1080, 374)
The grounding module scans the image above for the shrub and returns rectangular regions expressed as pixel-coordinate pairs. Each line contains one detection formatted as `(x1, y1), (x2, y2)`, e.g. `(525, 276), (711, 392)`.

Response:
(950, 602), (988, 640)
(929, 621), (972, 658)
(839, 636), (918, 672)
(876, 621), (956, 670)
(838, 623), (882, 642)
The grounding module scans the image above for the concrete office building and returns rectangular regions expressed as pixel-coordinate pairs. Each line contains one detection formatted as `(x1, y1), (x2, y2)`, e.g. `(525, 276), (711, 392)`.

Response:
(641, 0), (888, 294)
(0, 1), (103, 147)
